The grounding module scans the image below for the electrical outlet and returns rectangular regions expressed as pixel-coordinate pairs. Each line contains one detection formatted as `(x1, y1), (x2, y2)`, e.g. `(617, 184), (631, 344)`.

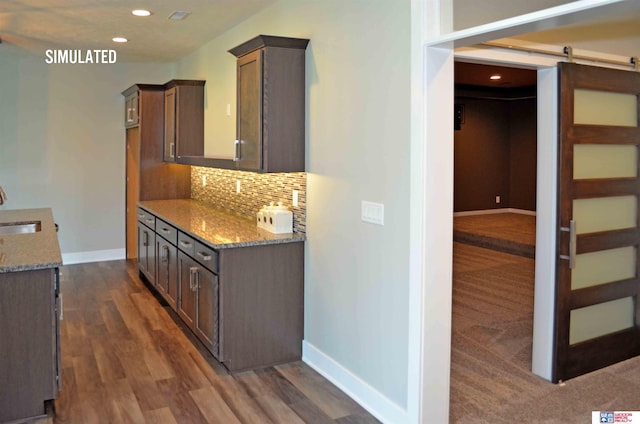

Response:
(292, 190), (299, 207)
(236, 179), (241, 193)
(495, 195), (501, 204)
(202, 175), (207, 187)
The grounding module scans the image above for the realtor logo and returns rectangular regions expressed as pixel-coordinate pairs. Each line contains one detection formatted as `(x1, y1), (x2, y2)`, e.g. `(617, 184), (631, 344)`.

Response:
(594, 411), (637, 423)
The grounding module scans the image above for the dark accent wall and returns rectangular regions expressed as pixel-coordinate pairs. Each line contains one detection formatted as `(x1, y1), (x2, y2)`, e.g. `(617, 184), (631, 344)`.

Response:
(454, 89), (537, 212)
(509, 98), (537, 211)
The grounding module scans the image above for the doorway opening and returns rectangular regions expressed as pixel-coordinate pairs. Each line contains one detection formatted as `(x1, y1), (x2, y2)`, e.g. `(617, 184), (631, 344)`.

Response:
(450, 61), (540, 421)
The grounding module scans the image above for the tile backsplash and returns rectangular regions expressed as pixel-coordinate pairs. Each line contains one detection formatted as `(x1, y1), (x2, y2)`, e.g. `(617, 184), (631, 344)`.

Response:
(191, 167), (307, 234)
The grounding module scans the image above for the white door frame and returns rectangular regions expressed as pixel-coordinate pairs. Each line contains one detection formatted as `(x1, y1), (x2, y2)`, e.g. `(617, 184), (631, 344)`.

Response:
(409, 1), (640, 422)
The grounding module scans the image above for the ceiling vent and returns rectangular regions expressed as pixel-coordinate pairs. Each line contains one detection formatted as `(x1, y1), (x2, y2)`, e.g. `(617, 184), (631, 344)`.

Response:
(168, 11), (191, 21)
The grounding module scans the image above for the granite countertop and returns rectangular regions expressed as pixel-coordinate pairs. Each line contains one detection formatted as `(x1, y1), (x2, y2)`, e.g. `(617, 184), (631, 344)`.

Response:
(0, 208), (63, 273)
(138, 199), (305, 249)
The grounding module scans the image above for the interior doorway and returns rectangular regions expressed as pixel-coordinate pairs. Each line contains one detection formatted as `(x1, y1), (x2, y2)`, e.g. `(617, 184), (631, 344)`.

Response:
(450, 61), (541, 421)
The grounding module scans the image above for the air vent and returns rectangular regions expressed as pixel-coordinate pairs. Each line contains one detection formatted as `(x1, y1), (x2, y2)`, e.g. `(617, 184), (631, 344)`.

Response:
(168, 11), (191, 21)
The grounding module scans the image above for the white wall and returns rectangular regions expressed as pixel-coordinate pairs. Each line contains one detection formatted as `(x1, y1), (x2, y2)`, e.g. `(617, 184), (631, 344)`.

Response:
(176, 0), (411, 414)
(0, 52), (173, 259)
(453, 0), (574, 30)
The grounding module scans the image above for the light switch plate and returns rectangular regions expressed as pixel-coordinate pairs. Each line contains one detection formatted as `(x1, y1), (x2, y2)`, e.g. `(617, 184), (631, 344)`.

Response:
(362, 201), (384, 225)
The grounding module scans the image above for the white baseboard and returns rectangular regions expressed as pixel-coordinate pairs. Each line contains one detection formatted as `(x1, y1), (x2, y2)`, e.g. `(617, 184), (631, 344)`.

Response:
(302, 341), (408, 424)
(454, 208), (536, 217)
(62, 248), (126, 265)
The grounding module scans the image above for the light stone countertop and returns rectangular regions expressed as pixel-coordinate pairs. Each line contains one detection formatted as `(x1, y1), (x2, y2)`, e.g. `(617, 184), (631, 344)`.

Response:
(0, 208), (63, 273)
(138, 199), (305, 249)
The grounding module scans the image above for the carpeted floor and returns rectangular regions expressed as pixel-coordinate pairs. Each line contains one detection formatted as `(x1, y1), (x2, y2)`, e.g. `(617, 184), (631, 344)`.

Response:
(450, 242), (640, 423)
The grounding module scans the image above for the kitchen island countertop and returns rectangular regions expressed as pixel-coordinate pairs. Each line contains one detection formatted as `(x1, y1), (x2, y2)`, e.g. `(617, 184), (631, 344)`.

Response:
(139, 199), (305, 249)
(0, 208), (63, 273)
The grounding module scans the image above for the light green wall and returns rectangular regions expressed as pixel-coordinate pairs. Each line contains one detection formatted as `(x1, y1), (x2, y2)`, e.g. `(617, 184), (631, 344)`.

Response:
(0, 52), (173, 254)
(176, 0), (411, 407)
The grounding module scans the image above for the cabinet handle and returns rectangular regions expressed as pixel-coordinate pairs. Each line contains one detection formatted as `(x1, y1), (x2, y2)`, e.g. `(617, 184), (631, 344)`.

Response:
(189, 266), (198, 291)
(143, 230), (149, 247)
(161, 227), (171, 234)
(146, 218), (154, 225)
(233, 140), (240, 162)
(188, 267), (194, 290)
(162, 245), (169, 263)
(197, 251), (212, 261)
(170, 142), (175, 159)
(138, 213), (145, 219)
(179, 240), (192, 248)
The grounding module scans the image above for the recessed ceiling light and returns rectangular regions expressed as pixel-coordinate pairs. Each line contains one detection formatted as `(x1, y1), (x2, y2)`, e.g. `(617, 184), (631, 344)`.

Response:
(168, 11), (191, 21)
(490, 74), (502, 80)
(132, 9), (152, 17)
(112, 37), (128, 43)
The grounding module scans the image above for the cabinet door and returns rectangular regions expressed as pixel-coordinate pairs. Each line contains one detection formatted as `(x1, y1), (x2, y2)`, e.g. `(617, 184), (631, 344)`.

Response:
(236, 49), (262, 171)
(195, 267), (219, 358)
(177, 251), (196, 328)
(156, 238), (177, 310)
(164, 87), (177, 162)
(137, 223), (155, 284)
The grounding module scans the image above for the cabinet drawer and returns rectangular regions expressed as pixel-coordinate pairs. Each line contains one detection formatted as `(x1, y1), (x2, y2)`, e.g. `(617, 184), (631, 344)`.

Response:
(137, 208), (156, 228)
(177, 231), (196, 256)
(193, 240), (219, 274)
(155, 219), (177, 245)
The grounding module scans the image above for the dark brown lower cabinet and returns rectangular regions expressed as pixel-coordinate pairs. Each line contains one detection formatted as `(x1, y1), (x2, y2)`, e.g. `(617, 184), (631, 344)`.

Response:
(0, 268), (60, 423)
(177, 251), (219, 357)
(137, 221), (155, 284)
(156, 237), (177, 309)
(138, 206), (303, 372)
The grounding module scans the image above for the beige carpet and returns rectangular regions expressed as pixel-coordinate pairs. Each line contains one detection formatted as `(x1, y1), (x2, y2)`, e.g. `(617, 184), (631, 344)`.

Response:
(450, 243), (640, 423)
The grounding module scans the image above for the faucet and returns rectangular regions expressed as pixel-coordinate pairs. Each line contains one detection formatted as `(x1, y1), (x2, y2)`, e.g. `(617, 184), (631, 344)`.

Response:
(0, 186), (6, 205)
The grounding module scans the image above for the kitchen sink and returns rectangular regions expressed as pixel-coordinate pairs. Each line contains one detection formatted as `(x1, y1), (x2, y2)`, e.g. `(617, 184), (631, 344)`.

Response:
(0, 221), (42, 235)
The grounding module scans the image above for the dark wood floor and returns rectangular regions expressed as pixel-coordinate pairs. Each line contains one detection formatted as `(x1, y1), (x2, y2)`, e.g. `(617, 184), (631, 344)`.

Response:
(46, 260), (379, 424)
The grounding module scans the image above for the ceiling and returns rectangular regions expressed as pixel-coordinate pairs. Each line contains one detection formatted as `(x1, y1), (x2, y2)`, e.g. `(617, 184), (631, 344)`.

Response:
(0, 0), (278, 62)
(456, 7), (640, 88)
(0, 1), (639, 64)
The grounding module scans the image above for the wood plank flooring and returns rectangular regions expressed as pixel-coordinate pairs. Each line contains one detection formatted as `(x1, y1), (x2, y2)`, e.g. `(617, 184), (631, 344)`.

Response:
(45, 260), (378, 424)
(453, 213), (536, 258)
(451, 243), (640, 423)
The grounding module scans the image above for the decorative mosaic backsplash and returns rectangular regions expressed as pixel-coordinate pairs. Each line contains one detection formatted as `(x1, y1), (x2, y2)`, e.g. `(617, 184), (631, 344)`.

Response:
(191, 167), (307, 234)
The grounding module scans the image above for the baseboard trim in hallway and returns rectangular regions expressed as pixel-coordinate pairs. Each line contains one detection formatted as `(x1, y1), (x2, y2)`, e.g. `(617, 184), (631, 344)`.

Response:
(302, 341), (408, 424)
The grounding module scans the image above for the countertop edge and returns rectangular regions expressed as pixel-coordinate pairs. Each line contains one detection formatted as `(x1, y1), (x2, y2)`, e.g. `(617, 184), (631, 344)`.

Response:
(138, 201), (306, 250)
(0, 261), (64, 273)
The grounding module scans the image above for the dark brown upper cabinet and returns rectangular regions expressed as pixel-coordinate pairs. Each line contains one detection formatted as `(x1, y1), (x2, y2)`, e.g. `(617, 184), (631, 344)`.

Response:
(163, 80), (205, 162)
(229, 35), (309, 172)
(122, 84), (191, 260)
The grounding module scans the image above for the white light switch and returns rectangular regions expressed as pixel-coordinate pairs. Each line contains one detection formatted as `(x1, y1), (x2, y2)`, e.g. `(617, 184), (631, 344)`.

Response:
(361, 201), (384, 225)
(292, 190), (299, 207)
(236, 179), (241, 193)
(226, 104), (232, 116)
